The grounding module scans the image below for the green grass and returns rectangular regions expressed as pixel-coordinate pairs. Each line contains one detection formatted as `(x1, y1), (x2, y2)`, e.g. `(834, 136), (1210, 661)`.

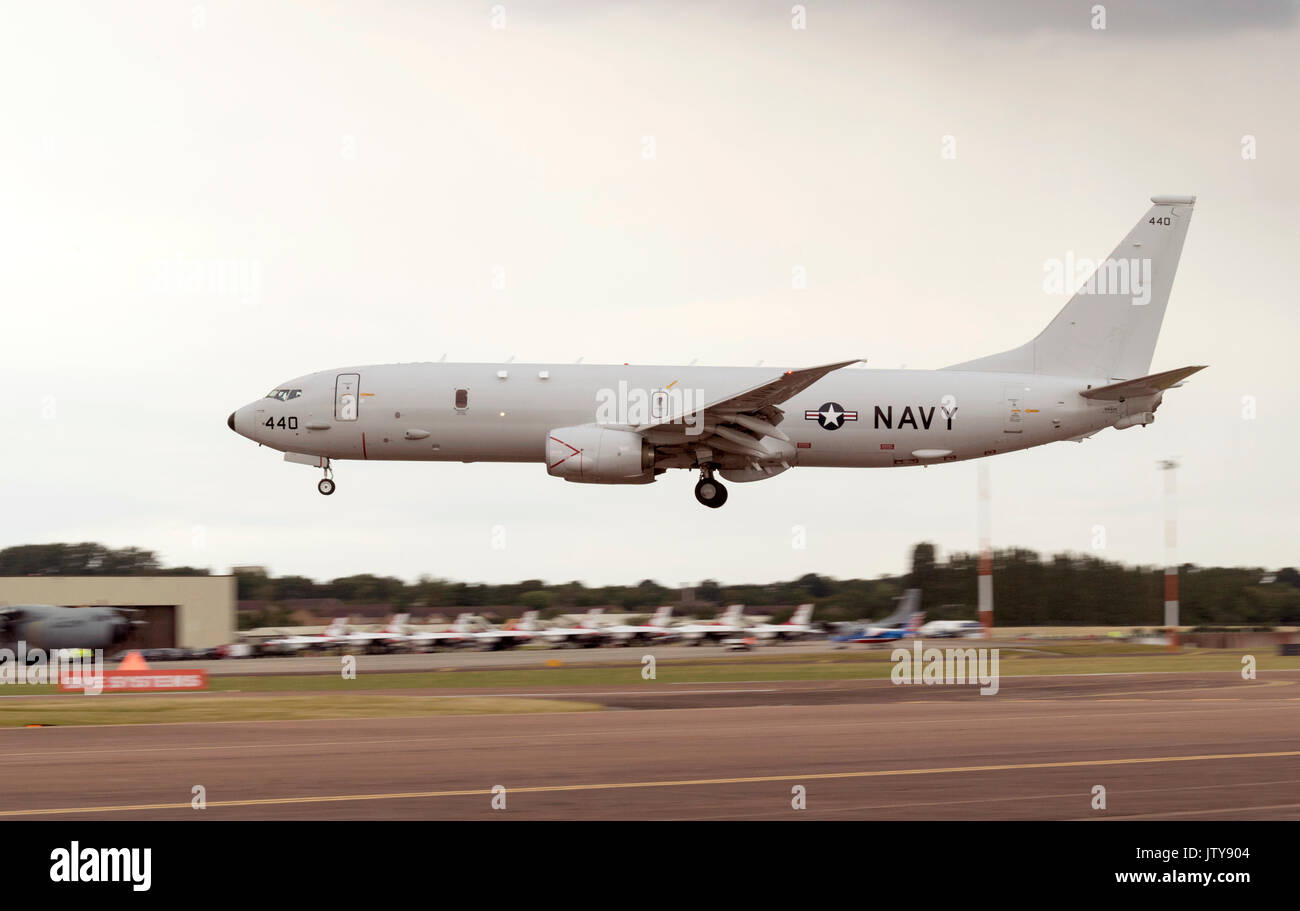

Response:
(0, 694), (602, 727)
(6, 646), (1297, 703)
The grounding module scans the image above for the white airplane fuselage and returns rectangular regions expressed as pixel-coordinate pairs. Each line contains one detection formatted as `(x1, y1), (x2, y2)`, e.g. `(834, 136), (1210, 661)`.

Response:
(230, 363), (1132, 469)
(228, 198), (1199, 504)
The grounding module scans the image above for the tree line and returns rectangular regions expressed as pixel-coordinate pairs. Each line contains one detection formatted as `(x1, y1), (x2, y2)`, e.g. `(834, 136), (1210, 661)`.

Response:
(3, 541), (1298, 627)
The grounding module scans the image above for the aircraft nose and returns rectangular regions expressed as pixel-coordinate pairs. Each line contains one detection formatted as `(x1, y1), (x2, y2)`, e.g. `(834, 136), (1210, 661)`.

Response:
(227, 412), (236, 432)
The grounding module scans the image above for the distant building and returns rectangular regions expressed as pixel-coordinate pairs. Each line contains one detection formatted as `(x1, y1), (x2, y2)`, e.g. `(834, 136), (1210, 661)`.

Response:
(0, 575), (236, 649)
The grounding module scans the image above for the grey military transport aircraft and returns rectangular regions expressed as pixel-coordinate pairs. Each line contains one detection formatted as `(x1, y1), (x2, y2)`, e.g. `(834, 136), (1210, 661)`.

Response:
(229, 197), (1202, 508)
(0, 605), (138, 651)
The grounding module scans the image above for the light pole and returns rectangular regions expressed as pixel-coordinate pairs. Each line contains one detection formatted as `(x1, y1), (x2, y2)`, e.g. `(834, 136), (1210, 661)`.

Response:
(1158, 458), (1180, 651)
(977, 462), (993, 638)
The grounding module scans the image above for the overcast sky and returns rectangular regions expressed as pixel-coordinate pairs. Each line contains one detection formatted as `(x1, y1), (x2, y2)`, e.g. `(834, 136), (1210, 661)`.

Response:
(2, 1), (1296, 587)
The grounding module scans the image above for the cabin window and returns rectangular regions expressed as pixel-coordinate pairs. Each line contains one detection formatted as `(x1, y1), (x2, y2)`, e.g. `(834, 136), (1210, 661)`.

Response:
(454, 388), (469, 410)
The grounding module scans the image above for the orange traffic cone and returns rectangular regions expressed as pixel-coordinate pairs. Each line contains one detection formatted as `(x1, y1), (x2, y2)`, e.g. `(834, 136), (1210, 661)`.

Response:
(118, 651), (151, 671)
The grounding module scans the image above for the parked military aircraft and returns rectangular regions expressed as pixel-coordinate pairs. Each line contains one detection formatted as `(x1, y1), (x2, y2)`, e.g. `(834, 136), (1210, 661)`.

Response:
(600, 606), (675, 645)
(264, 616), (350, 653)
(0, 604), (139, 651)
(669, 604), (747, 644)
(471, 610), (541, 650)
(540, 609), (608, 648)
(746, 604), (816, 642)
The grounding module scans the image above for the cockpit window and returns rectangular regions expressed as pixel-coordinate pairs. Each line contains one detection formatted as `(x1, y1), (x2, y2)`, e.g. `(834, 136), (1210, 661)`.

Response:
(265, 389), (302, 401)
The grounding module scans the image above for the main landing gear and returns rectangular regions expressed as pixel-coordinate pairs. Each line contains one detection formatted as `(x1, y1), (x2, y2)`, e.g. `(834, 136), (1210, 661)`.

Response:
(318, 460), (335, 496)
(694, 468), (728, 509)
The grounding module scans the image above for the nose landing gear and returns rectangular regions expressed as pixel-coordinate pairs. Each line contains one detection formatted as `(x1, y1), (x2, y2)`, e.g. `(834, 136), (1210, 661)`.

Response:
(694, 467), (728, 508)
(318, 461), (335, 496)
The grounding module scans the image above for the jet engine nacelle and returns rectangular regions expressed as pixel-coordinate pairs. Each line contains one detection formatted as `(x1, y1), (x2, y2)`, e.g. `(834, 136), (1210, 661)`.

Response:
(546, 425), (656, 484)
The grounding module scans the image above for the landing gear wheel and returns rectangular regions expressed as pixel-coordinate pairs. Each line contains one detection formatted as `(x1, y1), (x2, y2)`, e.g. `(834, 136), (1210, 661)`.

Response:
(694, 477), (728, 508)
(318, 478), (336, 496)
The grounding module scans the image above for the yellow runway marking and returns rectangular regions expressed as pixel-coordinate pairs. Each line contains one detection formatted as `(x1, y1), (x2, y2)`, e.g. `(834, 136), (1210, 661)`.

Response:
(4, 748), (1300, 817)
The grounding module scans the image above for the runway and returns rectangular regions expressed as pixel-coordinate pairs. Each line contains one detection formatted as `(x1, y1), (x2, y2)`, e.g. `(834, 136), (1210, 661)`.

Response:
(5, 670), (1299, 820)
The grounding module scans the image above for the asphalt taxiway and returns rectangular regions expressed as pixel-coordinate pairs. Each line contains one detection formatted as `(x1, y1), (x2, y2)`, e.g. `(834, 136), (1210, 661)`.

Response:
(4, 670), (1299, 820)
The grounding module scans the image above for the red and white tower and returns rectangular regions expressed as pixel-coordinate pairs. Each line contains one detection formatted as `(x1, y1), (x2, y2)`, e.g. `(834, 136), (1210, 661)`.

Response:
(1158, 458), (1180, 651)
(977, 462), (993, 637)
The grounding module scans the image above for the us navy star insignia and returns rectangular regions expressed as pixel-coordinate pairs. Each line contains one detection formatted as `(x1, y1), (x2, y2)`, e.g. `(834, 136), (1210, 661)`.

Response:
(804, 402), (858, 430)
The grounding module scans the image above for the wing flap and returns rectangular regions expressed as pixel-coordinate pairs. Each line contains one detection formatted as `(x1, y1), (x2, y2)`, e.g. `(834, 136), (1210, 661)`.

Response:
(637, 359), (862, 431)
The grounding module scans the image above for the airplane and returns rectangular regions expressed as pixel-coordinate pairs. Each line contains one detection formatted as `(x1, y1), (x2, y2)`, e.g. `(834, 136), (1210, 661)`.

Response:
(540, 609), (608, 648)
(0, 605), (140, 651)
(403, 612), (478, 651)
(600, 605), (675, 645)
(331, 613), (411, 652)
(265, 616), (350, 654)
(471, 610), (541, 650)
(833, 610), (925, 645)
(868, 589), (922, 630)
(918, 619), (985, 638)
(669, 604), (747, 645)
(746, 604), (816, 642)
(228, 197), (1202, 509)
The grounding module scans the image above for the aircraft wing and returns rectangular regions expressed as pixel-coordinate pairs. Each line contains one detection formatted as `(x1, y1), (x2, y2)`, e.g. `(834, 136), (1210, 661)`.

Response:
(633, 359), (862, 470)
(1079, 365), (1207, 400)
(637, 360), (862, 431)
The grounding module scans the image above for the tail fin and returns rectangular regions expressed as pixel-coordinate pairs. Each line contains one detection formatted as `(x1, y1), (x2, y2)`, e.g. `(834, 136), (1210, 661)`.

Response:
(790, 604), (814, 626)
(906, 611), (926, 632)
(946, 196), (1195, 381)
(721, 604), (744, 625)
(517, 610), (539, 631)
(452, 612), (473, 634)
(325, 616), (348, 636)
(876, 589), (920, 628)
(649, 605), (672, 627)
(384, 613), (410, 634)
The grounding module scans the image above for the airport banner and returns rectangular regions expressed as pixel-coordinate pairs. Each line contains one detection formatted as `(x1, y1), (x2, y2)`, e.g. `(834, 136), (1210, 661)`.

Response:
(58, 670), (209, 692)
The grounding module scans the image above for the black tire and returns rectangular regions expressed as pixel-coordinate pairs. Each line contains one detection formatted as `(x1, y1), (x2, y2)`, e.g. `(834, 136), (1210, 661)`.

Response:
(694, 478), (728, 508)
(318, 478), (336, 496)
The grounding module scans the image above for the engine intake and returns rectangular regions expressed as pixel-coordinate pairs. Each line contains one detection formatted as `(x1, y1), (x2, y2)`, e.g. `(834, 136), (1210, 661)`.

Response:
(546, 426), (655, 484)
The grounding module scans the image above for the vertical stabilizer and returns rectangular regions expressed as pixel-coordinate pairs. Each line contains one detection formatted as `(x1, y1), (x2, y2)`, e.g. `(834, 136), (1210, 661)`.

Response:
(946, 197), (1195, 380)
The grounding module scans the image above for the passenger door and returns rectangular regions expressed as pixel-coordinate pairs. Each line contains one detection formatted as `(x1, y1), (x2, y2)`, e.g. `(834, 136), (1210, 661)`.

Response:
(335, 373), (360, 421)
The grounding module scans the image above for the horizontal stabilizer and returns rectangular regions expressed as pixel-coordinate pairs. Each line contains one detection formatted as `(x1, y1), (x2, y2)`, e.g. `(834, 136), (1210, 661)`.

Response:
(1079, 365), (1207, 400)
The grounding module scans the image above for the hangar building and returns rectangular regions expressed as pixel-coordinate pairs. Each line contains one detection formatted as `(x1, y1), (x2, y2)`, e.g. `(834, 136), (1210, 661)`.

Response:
(0, 576), (236, 649)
